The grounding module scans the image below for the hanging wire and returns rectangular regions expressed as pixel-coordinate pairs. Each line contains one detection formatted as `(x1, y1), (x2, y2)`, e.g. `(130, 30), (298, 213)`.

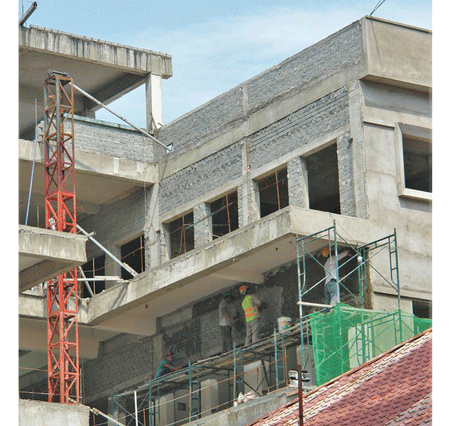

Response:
(25, 99), (38, 226)
(370, 0), (387, 16)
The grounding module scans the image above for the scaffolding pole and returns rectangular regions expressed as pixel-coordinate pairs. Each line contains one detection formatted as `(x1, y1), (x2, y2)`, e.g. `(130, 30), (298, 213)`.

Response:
(295, 224), (401, 372)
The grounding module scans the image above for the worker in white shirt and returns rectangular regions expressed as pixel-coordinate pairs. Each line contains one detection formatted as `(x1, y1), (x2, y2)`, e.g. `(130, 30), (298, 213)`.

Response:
(321, 246), (350, 307)
(219, 291), (237, 353)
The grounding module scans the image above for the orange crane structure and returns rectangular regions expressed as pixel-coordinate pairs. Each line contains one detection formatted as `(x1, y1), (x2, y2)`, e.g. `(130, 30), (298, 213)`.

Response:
(43, 70), (80, 403)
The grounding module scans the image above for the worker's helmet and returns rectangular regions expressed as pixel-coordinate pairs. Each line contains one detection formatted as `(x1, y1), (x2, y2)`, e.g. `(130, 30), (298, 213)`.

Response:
(321, 247), (330, 257)
(239, 285), (248, 295)
(165, 351), (173, 357)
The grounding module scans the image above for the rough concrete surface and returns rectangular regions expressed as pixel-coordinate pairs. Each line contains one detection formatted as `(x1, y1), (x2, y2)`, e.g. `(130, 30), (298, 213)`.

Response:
(19, 399), (90, 426)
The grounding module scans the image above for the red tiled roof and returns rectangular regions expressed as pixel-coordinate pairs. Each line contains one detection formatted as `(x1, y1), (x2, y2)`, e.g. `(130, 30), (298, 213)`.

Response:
(248, 328), (432, 426)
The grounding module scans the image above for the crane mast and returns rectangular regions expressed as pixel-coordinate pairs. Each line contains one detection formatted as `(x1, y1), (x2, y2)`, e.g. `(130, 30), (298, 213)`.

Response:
(43, 70), (80, 403)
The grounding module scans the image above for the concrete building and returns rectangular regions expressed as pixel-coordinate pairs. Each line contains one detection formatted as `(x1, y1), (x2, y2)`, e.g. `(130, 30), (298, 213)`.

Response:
(18, 15), (431, 425)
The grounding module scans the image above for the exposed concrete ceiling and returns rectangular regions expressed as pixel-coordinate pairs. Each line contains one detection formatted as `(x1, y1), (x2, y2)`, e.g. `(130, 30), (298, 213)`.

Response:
(96, 233), (302, 336)
(19, 225), (88, 292)
(19, 25), (173, 139)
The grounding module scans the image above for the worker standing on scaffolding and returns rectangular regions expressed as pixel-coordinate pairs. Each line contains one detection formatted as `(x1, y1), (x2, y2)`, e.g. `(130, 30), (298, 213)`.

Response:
(240, 285), (262, 346)
(154, 351), (179, 379)
(219, 291), (237, 353)
(322, 246), (350, 307)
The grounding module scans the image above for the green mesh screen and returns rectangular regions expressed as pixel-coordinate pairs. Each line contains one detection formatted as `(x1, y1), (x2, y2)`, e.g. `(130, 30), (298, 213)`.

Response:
(309, 303), (432, 386)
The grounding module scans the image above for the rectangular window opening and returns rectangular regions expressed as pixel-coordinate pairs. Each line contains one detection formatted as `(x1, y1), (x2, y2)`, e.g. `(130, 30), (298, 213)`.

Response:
(403, 136), (432, 193)
(168, 212), (194, 259)
(306, 144), (340, 214)
(80, 255), (105, 296)
(257, 168), (289, 218)
(412, 300), (432, 319)
(121, 235), (145, 280)
(210, 191), (239, 239)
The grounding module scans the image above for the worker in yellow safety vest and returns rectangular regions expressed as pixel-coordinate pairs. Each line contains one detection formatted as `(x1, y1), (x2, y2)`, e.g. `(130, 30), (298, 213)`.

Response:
(240, 284), (262, 346)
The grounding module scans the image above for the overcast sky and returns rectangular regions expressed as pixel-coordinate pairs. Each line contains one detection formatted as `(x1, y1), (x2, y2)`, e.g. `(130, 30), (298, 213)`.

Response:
(17, 0), (433, 128)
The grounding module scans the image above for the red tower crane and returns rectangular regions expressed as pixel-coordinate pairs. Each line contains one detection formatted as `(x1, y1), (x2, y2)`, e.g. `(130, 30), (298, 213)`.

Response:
(43, 70), (80, 403)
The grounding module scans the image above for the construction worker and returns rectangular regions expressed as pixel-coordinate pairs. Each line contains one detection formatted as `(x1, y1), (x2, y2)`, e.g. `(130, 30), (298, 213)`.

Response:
(321, 246), (350, 307)
(240, 285), (262, 346)
(154, 350), (179, 379)
(219, 291), (237, 353)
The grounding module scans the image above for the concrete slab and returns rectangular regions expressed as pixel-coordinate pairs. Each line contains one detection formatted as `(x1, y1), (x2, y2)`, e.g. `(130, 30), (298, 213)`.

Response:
(19, 225), (87, 292)
(185, 387), (297, 426)
(19, 25), (173, 138)
(19, 399), (90, 426)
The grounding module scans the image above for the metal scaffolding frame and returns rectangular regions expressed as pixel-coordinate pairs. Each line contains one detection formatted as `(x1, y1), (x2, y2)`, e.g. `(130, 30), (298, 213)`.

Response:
(295, 223), (401, 372)
(107, 224), (404, 425)
(110, 324), (309, 426)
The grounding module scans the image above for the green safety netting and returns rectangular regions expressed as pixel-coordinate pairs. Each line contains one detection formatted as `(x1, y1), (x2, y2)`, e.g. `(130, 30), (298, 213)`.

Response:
(308, 303), (432, 386)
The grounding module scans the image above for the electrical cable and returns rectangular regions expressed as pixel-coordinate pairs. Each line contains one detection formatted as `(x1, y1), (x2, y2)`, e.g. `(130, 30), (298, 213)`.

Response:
(370, 0), (387, 16)
(25, 99), (38, 225)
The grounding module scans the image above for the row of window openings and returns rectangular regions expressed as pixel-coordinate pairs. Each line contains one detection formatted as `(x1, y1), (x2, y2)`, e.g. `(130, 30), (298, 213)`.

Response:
(81, 138), (432, 289)
(167, 138), (432, 260)
(168, 144), (341, 259)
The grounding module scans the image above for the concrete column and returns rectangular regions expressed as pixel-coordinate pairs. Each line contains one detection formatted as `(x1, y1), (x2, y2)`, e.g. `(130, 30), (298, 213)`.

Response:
(159, 393), (175, 426)
(201, 379), (219, 416)
(347, 80), (367, 218)
(287, 156), (309, 208)
(104, 244), (121, 289)
(238, 179), (260, 228)
(238, 84), (259, 227)
(193, 203), (212, 248)
(145, 73), (163, 133)
(144, 184), (161, 268)
(337, 133), (356, 217)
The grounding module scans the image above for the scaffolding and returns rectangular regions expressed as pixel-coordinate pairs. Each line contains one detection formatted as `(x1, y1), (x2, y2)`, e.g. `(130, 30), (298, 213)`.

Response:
(296, 222), (400, 316)
(104, 225), (431, 426)
(110, 324), (308, 426)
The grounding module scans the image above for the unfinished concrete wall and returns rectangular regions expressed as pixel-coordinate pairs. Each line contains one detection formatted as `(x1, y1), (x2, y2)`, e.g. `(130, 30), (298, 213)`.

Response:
(39, 116), (155, 163)
(19, 399), (90, 426)
(82, 334), (153, 402)
(157, 88), (245, 158)
(245, 21), (363, 112)
(79, 187), (150, 261)
(360, 81), (432, 300)
(159, 142), (242, 216)
(156, 20), (362, 158)
(249, 87), (349, 169)
(80, 269), (304, 405)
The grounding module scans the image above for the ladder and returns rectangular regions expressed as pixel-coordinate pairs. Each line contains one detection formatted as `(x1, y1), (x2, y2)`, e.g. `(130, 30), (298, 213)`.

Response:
(188, 361), (202, 421)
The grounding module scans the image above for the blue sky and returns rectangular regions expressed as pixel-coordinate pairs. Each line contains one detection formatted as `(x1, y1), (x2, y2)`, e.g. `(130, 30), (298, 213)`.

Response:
(17, 0), (433, 128)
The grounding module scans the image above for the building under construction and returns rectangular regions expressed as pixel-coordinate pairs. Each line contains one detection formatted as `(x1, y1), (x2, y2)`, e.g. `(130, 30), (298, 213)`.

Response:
(18, 12), (432, 426)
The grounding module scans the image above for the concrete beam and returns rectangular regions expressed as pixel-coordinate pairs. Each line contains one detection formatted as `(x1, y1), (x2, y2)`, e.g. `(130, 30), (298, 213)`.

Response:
(84, 73), (145, 112)
(19, 225), (87, 292)
(19, 25), (173, 78)
(19, 138), (158, 184)
(361, 16), (431, 92)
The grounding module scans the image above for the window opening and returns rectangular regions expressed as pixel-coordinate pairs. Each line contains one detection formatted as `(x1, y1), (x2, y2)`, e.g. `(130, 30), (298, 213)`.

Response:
(403, 137), (432, 193)
(81, 255), (105, 296)
(210, 191), (239, 239)
(168, 212), (194, 259)
(121, 235), (145, 280)
(412, 300), (432, 319)
(257, 168), (289, 218)
(306, 144), (340, 213)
